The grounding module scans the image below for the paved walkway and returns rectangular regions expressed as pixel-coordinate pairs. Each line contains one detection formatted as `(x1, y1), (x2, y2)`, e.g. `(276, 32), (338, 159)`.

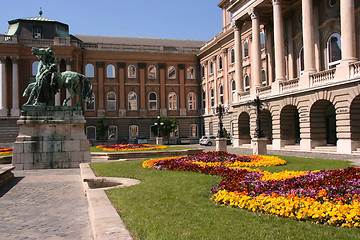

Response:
(0, 169), (93, 240)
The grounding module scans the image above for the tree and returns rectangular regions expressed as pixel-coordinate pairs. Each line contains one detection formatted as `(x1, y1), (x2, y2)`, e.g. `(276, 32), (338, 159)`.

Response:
(152, 116), (178, 139)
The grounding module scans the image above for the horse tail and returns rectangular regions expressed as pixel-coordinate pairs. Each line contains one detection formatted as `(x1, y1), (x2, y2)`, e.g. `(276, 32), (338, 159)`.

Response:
(81, 74), (93, 100)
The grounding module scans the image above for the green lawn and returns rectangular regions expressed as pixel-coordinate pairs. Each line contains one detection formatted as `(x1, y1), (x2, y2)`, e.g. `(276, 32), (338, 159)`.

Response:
(90, 145), (195, 152)
(90, 156), (360, 240)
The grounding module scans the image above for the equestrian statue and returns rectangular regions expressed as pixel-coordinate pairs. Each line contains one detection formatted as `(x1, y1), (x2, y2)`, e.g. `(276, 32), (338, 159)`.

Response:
(23, 47), (92, 107)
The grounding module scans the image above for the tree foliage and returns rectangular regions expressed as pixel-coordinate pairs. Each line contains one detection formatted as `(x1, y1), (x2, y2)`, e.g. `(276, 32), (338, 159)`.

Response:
(152, 116), (179, 139)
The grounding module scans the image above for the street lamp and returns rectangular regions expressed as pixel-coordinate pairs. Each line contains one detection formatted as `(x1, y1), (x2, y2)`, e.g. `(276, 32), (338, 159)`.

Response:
(213, 105), (228, 138)
(154, 116), (164, 138)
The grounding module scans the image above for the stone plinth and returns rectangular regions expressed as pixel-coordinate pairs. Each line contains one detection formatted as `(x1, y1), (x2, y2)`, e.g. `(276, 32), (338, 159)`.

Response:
(216, 137), (227, 152)
(12, 106), (91, 170)
(252, 138), (267, 155)
(156, 137), (163, 146)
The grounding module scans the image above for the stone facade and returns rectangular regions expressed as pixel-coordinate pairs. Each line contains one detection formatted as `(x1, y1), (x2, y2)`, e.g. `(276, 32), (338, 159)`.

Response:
(199, 0), (360, 154)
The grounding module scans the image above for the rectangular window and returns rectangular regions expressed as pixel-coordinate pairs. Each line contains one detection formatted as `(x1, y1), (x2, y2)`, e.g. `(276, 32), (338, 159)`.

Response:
(33, 27), (42, 39)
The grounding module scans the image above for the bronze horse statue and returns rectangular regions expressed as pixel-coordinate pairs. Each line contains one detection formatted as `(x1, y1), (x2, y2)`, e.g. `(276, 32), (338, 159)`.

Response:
(23, 47), (92, 107)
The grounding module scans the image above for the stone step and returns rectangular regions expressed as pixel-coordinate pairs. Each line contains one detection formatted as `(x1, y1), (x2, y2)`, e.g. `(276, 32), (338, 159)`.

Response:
(283, 144), (301, 150)
(312, 145), (337, 152)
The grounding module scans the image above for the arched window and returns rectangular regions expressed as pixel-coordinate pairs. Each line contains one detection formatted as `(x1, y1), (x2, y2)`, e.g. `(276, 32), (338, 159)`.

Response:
(243, 40), (249, 58)
(244, 74), (250, 91)
(187, 66), (195, 79)
(230, 48), (235, 64)
(229, 12), (233, 23)
(202, 90), (206, 109)
(210, 88), (214, 108)
(129, 125), (138, 139)
(168, 92), (177, 110)
(260, 31), (265, 50)
(128, 65), (136, 78)
(85, 64), (94, 78)
(148, 65), (157, 79)
(148, 92), (157, 110)
(168, 66), (176, 79)
(86, 126), (96, 140)
(107, 64), (115, 78)
(201, 65), (205, 78)
(219, 84), (224, 105)
(231, 79), (236, 103)
(128, 91), (137, 110)
(299, 46), (305, 74)
(188, 92), (196, 110)
(32, 61), (39, 76)
(85, 92), (95, 111)
(261, 69), (267, 86)
(189, 124), (198, 138)
(209, 60), (213, 75)
(218, 55), (223, 70)
(107, 92), (116, 111)
(108, 125), (117, 140)
(327, 33), (342, 69)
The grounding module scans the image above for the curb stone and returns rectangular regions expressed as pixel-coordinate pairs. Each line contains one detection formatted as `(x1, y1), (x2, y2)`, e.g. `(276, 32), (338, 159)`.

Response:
(80, 163), (139, 240)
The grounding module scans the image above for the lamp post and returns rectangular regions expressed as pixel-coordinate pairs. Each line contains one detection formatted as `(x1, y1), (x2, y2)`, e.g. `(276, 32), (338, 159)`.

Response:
(213, 104), (228, 152)
(248, 96), (267, 155)
(154, 116), (164, 145)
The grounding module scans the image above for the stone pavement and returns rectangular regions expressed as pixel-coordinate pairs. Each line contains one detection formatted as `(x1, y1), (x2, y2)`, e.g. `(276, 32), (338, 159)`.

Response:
(0, 168), (93, 240)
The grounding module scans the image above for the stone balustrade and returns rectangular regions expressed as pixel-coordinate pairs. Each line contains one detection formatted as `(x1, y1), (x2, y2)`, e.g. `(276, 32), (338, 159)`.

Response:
(350, 61), (360, 79)
(310, 69), (336, 86)
(280, 78), (299, 93)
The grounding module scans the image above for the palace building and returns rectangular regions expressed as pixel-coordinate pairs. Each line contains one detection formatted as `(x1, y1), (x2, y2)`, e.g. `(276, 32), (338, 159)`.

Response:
(199, 0), (360, 154)
(1, 0), (360, 154)
(0, 13), (204, 145)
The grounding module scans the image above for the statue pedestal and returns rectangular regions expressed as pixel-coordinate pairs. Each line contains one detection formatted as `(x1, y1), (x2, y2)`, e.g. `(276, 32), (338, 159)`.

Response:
(252, 138), (267, 155)
(12, 106), (91, 170)
(156, 137), (163, 146)
(216, 137), (227, 152)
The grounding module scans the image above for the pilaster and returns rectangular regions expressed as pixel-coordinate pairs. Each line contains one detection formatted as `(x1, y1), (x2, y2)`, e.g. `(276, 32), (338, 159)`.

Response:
(11, 57), (20, 116)
(0, 56), (8, 116)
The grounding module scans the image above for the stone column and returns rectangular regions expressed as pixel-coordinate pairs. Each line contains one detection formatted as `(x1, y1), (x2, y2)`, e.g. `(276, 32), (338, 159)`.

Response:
(286, 17), (294, 80)
(66, 59), (72, 106)
(234, 21), (244, 95)
(222, 49), (230, 106)
(178, 64), (186, 116)
(55, 59), (61, 106)
(273, 0), (286, 82)
(96, 62), (105, 117)
(0, 56), (8, 116)
(302, 0), (316, 73)
(138, 62), (146, 116)
(11, 57), (20, 116)
(249, 8), (262, 96)
(340, 0), (357, 63)
(158, 63), (167, 116)
(118, 62), (126, 116)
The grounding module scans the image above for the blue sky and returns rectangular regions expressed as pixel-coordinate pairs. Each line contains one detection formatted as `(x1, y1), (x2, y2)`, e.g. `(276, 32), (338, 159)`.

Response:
(0, 0), (223, 41)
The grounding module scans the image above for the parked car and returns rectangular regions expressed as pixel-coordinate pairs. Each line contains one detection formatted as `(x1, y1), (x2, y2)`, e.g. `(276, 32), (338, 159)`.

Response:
(199, 136), (216, 146)
(136, 136), (148, 144)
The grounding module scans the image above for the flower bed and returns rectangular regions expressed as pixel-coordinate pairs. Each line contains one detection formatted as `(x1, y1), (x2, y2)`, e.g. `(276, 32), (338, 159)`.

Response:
(96, 144), (167, 152)
(0, 147), (13, 155)
(143, 151), (360, 228)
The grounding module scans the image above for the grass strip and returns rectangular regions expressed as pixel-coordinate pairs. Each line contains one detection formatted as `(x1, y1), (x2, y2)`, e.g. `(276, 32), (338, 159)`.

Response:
(90, 156), (360, 240)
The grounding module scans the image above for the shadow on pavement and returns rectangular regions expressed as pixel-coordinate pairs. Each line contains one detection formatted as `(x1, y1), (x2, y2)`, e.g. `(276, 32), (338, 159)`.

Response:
(0, 177), (24, 198)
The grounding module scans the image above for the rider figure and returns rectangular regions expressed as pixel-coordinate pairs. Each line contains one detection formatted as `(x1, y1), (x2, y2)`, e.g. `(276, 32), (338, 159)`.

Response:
(32, 47), (58, 105)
